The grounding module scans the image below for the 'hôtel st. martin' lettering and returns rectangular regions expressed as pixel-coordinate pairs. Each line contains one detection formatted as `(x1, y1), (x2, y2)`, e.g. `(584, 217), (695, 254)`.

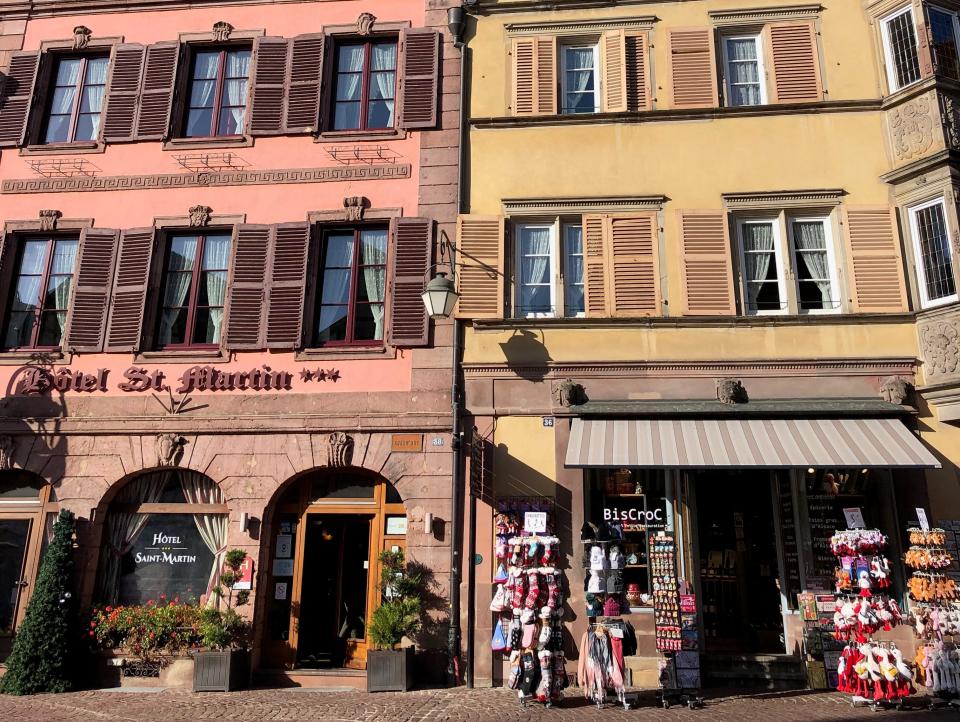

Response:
(14, 365), (339, 395)
(134, 532), (197, 565)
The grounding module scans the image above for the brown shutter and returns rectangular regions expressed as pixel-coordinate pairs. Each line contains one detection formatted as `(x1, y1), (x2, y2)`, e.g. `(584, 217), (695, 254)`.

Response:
(0, 235), (15, 338)
(583, 214), (609, 317)
(767, 22), (822, 103)
(608, 214), (659, 317)
(455, 215), (504, 319)
(625, 33), (651, 112)
(265, 222), (309, 349)
(842, 207), (908, 313)
(65, 229), (119, 352)
(0, 51), (40, 148)
(388, 217), (432, 346)
(398, 28), (440, 129)
(104, 228), (155, 352)
(285, 34), (324, 134)
(102, 44), (146, 142)
(135, 42), (179, 140)
(602, 29), (627, 113)
(511, 36), (556, 116)
(678, 211), (736, 315)
(224, 224), (270, 349)
(668, 28), (718, 109)
(249, 37), (289, 136)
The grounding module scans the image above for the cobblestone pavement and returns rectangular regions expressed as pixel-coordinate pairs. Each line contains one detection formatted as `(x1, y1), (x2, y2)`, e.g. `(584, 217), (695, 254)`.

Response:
(0, 687), (955, 722)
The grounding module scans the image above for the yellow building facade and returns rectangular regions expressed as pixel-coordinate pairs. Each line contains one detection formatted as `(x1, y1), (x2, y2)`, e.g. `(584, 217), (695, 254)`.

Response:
(456, 0), (960, 690)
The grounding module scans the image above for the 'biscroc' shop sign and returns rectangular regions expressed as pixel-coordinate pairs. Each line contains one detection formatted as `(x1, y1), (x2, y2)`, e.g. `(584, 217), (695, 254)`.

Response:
(12, 365), (340, 395)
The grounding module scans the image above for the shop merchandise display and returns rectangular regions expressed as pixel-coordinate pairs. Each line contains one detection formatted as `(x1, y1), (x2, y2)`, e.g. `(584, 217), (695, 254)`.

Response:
(492, 501), (568, 708)
(650, 534), (681, 651)
(914, 644), (960, 697)
(835, 642), (914, 701)
(576, 619), (638, 710)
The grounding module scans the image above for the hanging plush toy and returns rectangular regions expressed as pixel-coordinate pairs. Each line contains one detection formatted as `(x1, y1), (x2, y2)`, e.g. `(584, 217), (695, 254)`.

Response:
(858, 569), (872, 597)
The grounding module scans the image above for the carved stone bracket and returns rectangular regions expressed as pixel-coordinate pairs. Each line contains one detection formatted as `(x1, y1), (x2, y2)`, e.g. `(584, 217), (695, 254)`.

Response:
(357, 12), (376, 36)
(156, 433), (185, 467)
(0, 435), (14, 470)
(716, 378), (748, 404)
(880, 376), (913, 405)
(38, 209), (62, 231)
(212, 21), (234, 42)
(188, 205), (212, 227)
(73, 25), (92, 50)
(554, 378), (586, 407)
(343, 196), (367, 221)
(327, 432), (354, 467)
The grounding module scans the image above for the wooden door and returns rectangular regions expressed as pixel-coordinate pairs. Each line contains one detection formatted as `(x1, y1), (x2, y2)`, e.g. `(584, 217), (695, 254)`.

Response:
(0, 516), (35, 660)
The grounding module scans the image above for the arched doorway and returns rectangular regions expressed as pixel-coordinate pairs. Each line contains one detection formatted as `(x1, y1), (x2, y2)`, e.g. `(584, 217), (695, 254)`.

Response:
(261, 469), (405, 671)
(0, 470), (57, 659)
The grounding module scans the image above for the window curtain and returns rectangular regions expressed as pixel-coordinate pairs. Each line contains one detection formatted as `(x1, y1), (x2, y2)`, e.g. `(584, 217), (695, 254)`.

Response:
(520, 227), (551, 313)
(371, 45), (396, 125)
(340, 46), (365, 101)
(223, 52), (250, 132)
(792, 221), (832, 307)
(203, 236), (231, 343)
(159, 238), (197, 345)
(726, 38), (761, 106)
(84, 58), (109, 136)
(318, 236), (355, 335)
(743, 223), (774, 310)
(361, 231), (387, 340)
(179, 472), (228, 606)
(51, 241), (78, 336)
(96, 473), (169, 604)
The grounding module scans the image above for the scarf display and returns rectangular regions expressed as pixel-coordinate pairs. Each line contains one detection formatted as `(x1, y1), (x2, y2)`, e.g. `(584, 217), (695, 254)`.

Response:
(576, 623), (627, 708)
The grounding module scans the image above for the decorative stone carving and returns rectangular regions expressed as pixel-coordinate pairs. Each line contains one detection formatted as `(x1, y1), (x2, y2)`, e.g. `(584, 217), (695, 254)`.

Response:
(327, 432), (354, 467)
(188, 204), (212, 227)
(0, 435), (14, 470)
(212, 21), (234, 42)
(343, 196), (366, 221)
(38, 209), (61, 231)
(156, 433), (185, 467)
(920, 318), (960, 379)
(716, 378), (748, 404)
(554, 378), (586, 407)
(880, 376), (913, 405)
(357, 12), (376, 36)
(73, 25), (92, 50)
(889, 92), (938, 162)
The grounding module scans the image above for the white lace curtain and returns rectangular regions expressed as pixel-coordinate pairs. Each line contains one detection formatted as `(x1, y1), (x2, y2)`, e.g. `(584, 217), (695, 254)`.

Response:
(520, 227), (551, 313)
(743, 223), (775, 310)
(792, 221), (832, 307)
(222, 51), (251, 133)
(51, 240), (78, 337)
(202, 236), (231, 343)
(361, 231), (387, 340)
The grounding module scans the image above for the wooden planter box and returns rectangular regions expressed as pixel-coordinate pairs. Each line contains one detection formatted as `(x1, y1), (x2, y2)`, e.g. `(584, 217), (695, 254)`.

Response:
(193, 649), (249, 692)
(367, 647), (414, 692)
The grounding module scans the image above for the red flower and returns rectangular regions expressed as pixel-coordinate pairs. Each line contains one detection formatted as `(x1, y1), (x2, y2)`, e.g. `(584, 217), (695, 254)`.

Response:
(90, 621), (96, 628)
(159, 593), (166, 600)
(105, 606), (113, 612)
(88, 631), (95, 637)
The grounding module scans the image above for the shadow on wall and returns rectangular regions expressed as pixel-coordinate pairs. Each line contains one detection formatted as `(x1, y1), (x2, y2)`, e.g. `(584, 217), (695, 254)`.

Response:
(497, 328), (553, 383)
(916, 395), (960, 517)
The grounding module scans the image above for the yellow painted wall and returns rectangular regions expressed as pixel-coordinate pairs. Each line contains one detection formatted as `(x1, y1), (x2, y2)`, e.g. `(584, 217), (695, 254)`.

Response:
(492, 416), (557, 495)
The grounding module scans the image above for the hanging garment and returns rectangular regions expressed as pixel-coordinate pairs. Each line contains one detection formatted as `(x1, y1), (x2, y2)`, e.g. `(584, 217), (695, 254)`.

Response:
(520, 651), (541, 697)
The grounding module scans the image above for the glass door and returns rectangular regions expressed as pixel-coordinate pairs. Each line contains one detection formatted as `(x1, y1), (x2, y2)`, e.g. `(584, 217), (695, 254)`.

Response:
(0, 518), (33, 659)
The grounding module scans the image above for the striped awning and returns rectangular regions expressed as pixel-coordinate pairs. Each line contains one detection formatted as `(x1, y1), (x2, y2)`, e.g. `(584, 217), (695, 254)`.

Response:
(564, 417), (941, 469)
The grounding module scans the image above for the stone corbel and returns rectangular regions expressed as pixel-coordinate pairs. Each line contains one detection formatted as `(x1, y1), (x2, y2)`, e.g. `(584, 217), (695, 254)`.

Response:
(188, 205), (212, 227)
(343, 196), (367, 222)
(38, 210), (62, 231)
(880, 376), (913, 405)
(327, 432), (354, 467)
(212, 21), (234, 42)
(156, 433), (185, 467)
(357, 12), (376, 36)
(716, 378), (748, 404)
(73, 26), (92, 50)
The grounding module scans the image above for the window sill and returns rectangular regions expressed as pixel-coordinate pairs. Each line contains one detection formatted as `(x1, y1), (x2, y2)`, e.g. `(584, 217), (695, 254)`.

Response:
(0, 349), (69, 366)
(317, 128), (406, 143)
(162, 135), (253, 151)
(20, 141), (104, 156)
(296, 345), (395, 362)
(134, 348), (228, 364)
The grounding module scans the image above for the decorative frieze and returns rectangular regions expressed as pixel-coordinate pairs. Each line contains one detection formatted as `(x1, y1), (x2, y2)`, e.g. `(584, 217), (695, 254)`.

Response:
(888, 90), (941, 163)
(919, 312), (960, 380)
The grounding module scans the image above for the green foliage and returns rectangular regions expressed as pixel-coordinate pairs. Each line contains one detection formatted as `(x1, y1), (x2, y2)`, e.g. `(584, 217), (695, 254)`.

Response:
(196, 607), (249, 651)
(368, 549), (423, 650)
(0, 510), (78, 695)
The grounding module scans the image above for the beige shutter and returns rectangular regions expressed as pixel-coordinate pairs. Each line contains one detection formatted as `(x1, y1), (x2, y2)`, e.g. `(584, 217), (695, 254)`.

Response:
(602, 29), (627, 113)
(455, 215), (504, 319)
(625, 33), (651, 112)
(678, 211), (736, 315)
(842, 207), (908, 313)
(511, 36), (556, 116)
(767, 22), (822, 103)
(668, 28), (718, 109)
(583, 215), (608, 317)
(608, 214), (660, 317)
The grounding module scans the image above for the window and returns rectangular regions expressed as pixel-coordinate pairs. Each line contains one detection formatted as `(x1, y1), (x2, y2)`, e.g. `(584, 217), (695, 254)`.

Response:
(908, 198), (958, 308)
(314, 228), (387, 345)
(2, 237), (78, 349)
(564, 224), (585, 316)
(514, 220), (585, 318)
(184, 47), (251, 138)
(42, 55), (109, 144)
(787, 218), (839, 313)
(561, 44), (599, 114)
(929, 6), (960, 80)
(881, 7), (922, 92)
(332, 40), (397, 131)
(722, 35), (766, 106)
(157, 233), (231, 348)
(739, 220), (785, 314)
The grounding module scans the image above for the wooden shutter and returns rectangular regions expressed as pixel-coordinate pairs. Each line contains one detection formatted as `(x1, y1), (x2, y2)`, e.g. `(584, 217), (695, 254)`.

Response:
(602, 29), (627, 113)
(104, 228), (155, 352)
(398, 28), (440, 129)
(511, 36), (557, 116)
(0, 235), (10, 333)
(224, 224), (270, 349)
(102, 44), (146, 142)
(842, 207), (908, 313)
(668, 28), (718, 109)
(285, 34), (324, 134)
(0, 52), (40, 148)
(249, 37), (289, 136)
(135, 42), (179, 140)
(678, 211), (736, 315)
(65, 229), (119, 352)
(767, 22), (822, 103)
(388, 217), (432, 346)
(608, 215), (659, 317)
(583, 215), (609, 317)
(455, 215), (504, 319)
(625, 33), (651, 112)
(265, 222), (309, 349)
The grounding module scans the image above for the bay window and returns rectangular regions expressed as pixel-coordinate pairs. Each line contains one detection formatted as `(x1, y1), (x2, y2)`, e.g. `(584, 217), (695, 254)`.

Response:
(722, 35), (766, 107)
(42, 55), (109, 144)
(881, 7), (922, 92)
(929, 5), (960, 80)
(183, 47), (251, 138)
(908, 198), (958, 308)
(332, 40), (397, 131)
(560, 44), (599, 114)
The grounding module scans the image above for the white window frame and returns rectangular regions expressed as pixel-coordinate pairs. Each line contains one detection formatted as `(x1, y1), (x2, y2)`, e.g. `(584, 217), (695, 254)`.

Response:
(880, 6), (922, 93)
(721, 33), (767, 107)
(786, 216), (841, 315)
(560, 43), (600, 114)
(908, 197), (959, 309)
(928, 5), (960, 77)
(562, 223), (585, 318)
(737, 217), (787, 316)
(515, 221), (558, 318)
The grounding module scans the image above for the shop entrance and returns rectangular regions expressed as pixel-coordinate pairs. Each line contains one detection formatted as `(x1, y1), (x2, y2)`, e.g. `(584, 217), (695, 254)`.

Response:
(695, 470), (784, 654)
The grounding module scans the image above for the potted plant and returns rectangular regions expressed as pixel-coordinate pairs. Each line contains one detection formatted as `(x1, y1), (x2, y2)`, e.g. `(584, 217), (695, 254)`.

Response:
(367, 549), (422, 692)
(192, 549), (252, 692)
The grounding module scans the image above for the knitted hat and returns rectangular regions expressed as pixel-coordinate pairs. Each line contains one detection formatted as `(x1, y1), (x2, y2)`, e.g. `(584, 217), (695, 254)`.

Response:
(494, 562), (509, 584)
(589, 545), (608, 571)
(587, 570), (603, 594)
(491, 617), (508, 651)
(603, 596), (621, 617)
(580, 522), (596, 541)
